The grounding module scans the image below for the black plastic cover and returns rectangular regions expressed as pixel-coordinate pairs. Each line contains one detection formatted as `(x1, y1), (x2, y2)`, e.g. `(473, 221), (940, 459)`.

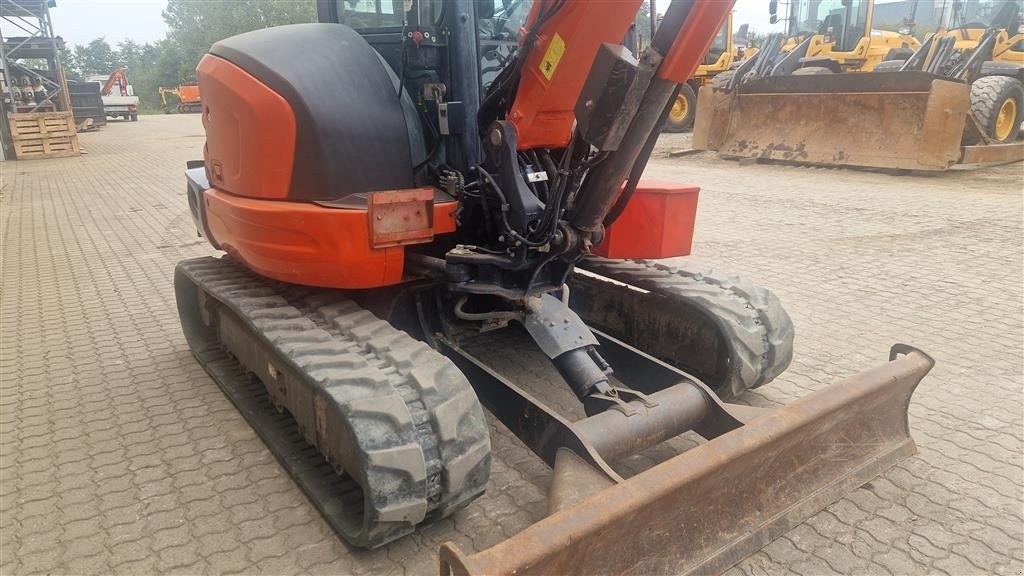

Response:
(980, 60), (1024, 82)
(210, 23), (415, 201)
(574, 43), (638, 151)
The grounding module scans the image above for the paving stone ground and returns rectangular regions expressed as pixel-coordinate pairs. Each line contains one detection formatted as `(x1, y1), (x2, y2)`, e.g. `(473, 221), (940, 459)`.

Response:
(1, 116), (1021, 575)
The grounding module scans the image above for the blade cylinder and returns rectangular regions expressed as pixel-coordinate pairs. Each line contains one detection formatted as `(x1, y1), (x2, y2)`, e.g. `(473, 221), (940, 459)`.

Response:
(574, 383), (710, 462)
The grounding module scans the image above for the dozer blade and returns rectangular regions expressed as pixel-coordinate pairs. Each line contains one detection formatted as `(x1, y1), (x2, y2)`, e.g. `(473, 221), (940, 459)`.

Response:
(440, 346), (933, 576)
(693, 71), (972, 171)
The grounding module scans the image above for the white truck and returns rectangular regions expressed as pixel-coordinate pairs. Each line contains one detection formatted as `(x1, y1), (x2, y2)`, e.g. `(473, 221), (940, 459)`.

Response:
(87, 69), (139, 121)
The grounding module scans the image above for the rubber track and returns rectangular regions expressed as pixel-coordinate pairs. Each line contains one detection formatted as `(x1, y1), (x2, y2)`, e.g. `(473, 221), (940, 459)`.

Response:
(576, 257), (794, 398)
(968, 76), (1023, 144)
(175, 257), (490, 548)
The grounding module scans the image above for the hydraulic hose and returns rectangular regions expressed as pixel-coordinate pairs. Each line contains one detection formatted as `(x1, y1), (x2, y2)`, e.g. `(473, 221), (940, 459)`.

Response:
(568, 0), (696, 233)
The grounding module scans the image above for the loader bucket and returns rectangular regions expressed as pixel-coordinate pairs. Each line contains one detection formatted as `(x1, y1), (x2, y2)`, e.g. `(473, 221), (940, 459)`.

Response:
(440, 346), (933, 576)
(693, 71), (971, 171)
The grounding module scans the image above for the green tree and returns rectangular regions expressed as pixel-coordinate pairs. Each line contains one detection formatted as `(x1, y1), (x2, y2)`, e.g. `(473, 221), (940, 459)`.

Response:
(73, 38), (119, 76)
(61, 0), (316, 112)
(161, 0), (316, 83)
(633, 1), (654, 50)
(58, 43), (80, 81)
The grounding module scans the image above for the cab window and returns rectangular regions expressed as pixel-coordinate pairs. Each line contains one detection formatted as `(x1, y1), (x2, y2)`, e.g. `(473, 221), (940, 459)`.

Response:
(337, 0), (406, 29)
(707, 21), (729, 63)
(479, 0), (533, 89)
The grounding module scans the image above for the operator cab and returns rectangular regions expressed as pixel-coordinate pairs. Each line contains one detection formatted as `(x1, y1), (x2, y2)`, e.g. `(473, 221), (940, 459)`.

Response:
(316, 0), (533, 174)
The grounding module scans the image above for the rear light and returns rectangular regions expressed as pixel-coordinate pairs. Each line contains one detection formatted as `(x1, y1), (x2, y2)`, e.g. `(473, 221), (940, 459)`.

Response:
(128, 104), (137, 111)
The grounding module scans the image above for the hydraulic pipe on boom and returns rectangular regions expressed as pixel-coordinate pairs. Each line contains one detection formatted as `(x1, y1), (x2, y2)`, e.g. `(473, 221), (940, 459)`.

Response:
(569, 0), (732, 233)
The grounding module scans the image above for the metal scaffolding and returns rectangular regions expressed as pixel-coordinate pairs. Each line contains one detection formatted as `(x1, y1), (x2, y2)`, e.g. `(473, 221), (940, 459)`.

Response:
(1, 0), (67, 115)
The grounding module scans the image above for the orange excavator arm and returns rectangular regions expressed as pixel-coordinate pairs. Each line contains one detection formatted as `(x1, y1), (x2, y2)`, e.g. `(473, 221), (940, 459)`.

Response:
(465, 0), (736, 244)
(509, 0), (733, 149)
(102, 68), (129, 96)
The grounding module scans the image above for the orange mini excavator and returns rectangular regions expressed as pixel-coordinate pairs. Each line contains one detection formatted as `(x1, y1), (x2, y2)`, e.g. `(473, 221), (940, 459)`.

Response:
(175, 1), (934, 574)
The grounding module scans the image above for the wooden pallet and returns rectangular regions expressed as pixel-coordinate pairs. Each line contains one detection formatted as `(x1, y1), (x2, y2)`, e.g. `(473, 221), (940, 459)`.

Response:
(7, 112), (81, 159)
(12, 135), (80, 159)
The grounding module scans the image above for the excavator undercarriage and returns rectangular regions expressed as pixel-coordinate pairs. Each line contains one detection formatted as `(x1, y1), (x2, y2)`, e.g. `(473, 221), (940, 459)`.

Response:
(178, 253), (933, 574)
(174, 0), (935, 573)
(177, 249), (934, 574)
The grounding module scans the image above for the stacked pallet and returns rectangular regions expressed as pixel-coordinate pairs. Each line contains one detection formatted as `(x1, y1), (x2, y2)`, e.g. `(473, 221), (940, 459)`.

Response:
(7, 111), (80, 159)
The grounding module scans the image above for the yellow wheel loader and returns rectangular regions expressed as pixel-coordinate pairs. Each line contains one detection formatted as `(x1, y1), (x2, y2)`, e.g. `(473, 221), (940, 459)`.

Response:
(664, 14), (755, 132)
(874, 0), (1024, 144)
(695, 0), (1024, 171)
(770, 0), (922, 73)
(669, 0), (918, 133)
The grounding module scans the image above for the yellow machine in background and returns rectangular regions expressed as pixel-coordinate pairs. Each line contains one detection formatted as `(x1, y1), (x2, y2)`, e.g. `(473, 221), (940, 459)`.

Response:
(159, 84), (202, 114)
(694, 0), (1024, 171)
(873, 1), (1024, 144)
(772, 0), (922, 74)
(666, 0), (920, 133)
(663, 13), (755, 131)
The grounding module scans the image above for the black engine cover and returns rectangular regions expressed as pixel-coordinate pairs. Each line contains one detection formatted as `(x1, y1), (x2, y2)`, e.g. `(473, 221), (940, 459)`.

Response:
(210, 23), (415, 201)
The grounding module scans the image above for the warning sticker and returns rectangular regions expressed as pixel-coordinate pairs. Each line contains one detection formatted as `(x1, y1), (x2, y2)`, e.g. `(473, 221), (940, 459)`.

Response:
(539, 33), (566, 81)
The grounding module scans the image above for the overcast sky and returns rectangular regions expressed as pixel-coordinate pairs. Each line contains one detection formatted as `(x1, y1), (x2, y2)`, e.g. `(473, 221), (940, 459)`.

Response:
(51, 1), (169, 47)
(47, 0), (781, 49)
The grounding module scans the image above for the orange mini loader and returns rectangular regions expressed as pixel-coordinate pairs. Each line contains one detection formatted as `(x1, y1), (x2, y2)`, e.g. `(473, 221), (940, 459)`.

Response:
(159, 84), (202, 113)
(175, 1), (934, 574)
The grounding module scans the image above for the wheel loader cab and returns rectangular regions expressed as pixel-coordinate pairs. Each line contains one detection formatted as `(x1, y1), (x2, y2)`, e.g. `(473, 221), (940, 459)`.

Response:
(773, 0), (919, 72)
(703, 18), (730, 65)
(787, 0), (870, 53)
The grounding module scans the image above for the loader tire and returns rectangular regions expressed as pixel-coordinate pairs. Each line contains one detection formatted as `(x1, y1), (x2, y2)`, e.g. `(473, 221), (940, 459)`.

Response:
(571, 258), (794, 399)
(967, 75), (1023, 144)
(175, 257), (490, 549)
(663, 83), (697, 133)
(792, 66), (834, 75)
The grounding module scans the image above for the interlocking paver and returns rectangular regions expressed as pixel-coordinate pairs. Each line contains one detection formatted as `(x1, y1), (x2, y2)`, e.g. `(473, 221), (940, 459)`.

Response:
(1, 116), (1021, 575)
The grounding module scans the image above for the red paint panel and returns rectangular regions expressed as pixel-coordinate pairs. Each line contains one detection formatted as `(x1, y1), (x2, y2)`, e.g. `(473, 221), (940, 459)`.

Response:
(197, 54), (296, 200)
(658, 1), (735, 83)
(592, 181), (699, 259)
(510, 0), (643, 150)
(202, 189), (457, 289)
